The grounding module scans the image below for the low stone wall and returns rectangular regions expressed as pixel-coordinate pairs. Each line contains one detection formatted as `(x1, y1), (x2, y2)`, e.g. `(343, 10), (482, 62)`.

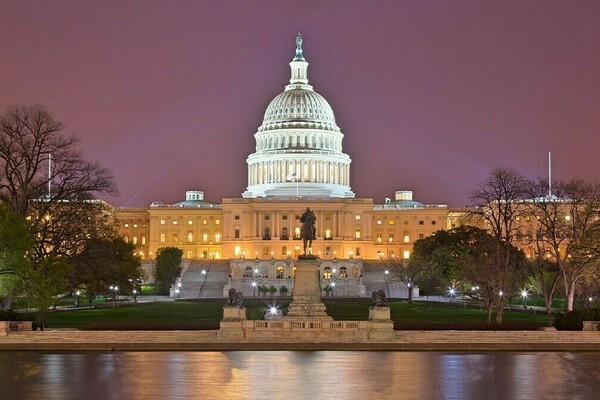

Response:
(218, 305), (394, 341)
(583, 321), (600, 331)
(0, 321), (33, 336)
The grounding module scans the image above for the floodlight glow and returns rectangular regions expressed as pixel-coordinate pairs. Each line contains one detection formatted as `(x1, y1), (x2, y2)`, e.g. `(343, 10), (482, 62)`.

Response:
(449, 288), (455, 296)
(331, 282), (336, 287)
(499, 291), (504, 296)
(201, 269), (207, 275)
(384, 270), (389, 275)
(251, 281), (257, 287)
(270, 307), (277, 314)
(521, 290), (528, 298)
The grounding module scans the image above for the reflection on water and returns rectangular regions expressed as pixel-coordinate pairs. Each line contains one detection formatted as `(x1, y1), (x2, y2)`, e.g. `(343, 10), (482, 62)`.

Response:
(0, 351), (599, 400)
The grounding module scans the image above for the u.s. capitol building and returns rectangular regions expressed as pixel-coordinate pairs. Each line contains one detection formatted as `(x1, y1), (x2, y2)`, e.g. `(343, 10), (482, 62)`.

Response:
(115, 35), (459, 298)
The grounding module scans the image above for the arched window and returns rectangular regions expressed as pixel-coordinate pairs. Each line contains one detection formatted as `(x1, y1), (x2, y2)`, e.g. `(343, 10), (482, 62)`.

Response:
(187, 231), (194, 242)
(244, 267), (253, 278)
(276, 266), (284, 279)
(264, 227), (270, 239)
(323, 266), (332, 279)
(282, 227), (288, 238)
(339, 266), (348, 278)
(294, 227), (301, 239)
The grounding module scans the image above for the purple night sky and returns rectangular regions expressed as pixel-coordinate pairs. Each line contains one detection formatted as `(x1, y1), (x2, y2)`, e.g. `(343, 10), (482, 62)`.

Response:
(1, 1), (599, 208)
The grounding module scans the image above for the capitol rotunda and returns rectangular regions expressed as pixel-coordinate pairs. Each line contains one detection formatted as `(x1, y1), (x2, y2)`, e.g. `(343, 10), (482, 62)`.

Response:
(243, 34), (355, 199)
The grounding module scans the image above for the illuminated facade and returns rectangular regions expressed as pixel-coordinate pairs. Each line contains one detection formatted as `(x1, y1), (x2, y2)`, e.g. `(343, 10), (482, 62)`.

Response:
(113, 35), (452, 296)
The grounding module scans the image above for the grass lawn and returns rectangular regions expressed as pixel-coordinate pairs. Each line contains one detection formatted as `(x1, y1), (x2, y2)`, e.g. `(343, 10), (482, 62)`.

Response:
(24, 298), (551, 330)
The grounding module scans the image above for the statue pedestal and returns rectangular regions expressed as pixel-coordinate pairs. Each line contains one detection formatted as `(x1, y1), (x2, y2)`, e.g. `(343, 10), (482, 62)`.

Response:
(367, 306), (394, 341)
(219, 306), (246, 339)
(286, 259), (332, 320)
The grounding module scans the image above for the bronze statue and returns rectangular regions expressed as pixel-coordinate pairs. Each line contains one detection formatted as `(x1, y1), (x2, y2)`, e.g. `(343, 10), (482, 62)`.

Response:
(227, 288), (237, 306)
(370, 289), (388, 308)
(294, 32), (304, 61)
(300, 207), (316, 255)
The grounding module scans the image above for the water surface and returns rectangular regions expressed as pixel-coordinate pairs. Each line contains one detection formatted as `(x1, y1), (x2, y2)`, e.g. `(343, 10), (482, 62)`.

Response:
(0, 351), (599, 400)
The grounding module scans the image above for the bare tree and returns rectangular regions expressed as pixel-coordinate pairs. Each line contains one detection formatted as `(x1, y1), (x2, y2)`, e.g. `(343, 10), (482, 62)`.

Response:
(470, 167), (527, 322)
(523, 178), (600, 311)
(521, 178), (564, 324)
(0, 105), (117, 313)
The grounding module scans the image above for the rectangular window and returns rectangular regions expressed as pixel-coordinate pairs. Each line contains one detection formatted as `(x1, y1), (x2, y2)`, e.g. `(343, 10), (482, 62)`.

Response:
(172, 233), (178, 243)
(388, 250), (394, 258)
(203, 220), (207, 225)
(202, 250), (208, 258)
(187, 251), (193, 259)
(215, 219), (220, 225)
(133, 237), (138, 245)
(419, 234), (424, 239)
(133, 224), (137, 228)
(376, 233), (382, 243)
(325, 246), (331, 255)
(264, 215), (270, 220)
(124, 223), (129, 228)
(215, 233), (221, 242)
(388, 219), (394, 225)
(142, 236), (146, 245)
(203, 233), (208, 242)
(234, 229), (240, 239)
(160, 220), (166, 225)
(355, 214), (361, 220)
(283, 215), (288, 220)
(282, 246), (287, 256)
(295, 215), (300, 220)
(235, 215), (240, 220)
(403, 250), (410, 259)
(355, 247), (361, 256)
(376, 220), (382, 225)
(403, 234), (410, 243)
(354, 229), (361, 239)
(325, 228), (332, 239)
(388, 234), (394, 243)
(173, 220), (178, 225)
(432, 220), (437, 225)
(419, 220), (424, 225)
(160, 233), (166, 243)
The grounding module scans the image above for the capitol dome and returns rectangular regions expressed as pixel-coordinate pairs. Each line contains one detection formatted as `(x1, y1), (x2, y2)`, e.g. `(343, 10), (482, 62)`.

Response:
(243, 34), (354, 199)
(260, 88), (338, 131)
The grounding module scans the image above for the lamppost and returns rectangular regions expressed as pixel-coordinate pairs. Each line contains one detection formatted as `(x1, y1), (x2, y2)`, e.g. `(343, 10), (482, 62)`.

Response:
(109, 285), (119, 308)
(384, 269), (390, 297)
(175, 282), (182, 298)
(521, 289), (529, 309)
(74, 290), (81, 308)
(201, 269), (207, 282)
(252, 281), (257, 297)
(449, 288), (456, 302)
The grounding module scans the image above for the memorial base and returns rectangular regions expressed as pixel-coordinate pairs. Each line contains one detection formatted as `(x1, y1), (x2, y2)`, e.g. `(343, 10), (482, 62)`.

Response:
(219, 307), (247, 339)
(285, 259), (332, 320)
(368, 306), (395, 341)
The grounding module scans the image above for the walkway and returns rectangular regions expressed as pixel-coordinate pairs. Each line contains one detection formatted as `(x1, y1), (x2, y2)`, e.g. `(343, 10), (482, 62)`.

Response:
(1, 330), (599, 351)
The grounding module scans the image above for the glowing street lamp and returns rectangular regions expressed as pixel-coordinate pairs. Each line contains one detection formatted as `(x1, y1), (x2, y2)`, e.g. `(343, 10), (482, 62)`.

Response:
(449, 288), (456, 302)
(109, 285), (119, 308)
(521, 289), (529, 309)
(252, 281), (257, 297)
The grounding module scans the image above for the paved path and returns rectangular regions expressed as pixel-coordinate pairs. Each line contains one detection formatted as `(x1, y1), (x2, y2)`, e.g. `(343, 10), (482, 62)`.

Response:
(1, 330), (599, 351)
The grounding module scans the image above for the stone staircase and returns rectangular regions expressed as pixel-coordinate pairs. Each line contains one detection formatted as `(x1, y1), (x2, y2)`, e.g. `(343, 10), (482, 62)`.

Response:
(179, 260), (230, 298)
